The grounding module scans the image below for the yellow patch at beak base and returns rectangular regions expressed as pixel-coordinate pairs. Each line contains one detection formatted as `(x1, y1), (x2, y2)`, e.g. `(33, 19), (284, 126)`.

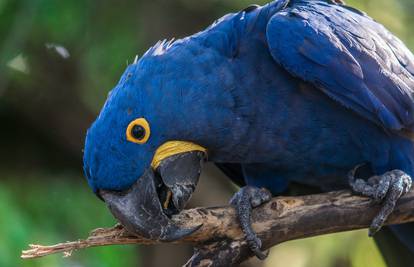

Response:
(151, 141), (207, 169)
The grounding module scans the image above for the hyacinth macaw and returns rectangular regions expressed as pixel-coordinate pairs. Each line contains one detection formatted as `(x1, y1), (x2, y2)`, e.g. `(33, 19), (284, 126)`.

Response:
(83, 0), (414, 265)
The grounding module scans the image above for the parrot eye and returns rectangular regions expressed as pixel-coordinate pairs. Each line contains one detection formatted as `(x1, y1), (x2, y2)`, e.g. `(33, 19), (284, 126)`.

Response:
(126, 118), (150, 144)
(132, 125), (145, 139)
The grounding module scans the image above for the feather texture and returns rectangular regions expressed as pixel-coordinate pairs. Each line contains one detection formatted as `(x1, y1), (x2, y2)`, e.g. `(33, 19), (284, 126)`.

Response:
(267, 0), (414, 132)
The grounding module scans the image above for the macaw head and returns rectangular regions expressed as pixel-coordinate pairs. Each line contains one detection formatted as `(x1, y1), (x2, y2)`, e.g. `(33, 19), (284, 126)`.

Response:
(82, 41), (226, 241)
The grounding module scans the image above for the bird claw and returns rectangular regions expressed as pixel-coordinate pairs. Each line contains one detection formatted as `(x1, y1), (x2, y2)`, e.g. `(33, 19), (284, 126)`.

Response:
(348, 167), (412, 235)
(246, 235), (269, 260)
(230, 186), (272, 260)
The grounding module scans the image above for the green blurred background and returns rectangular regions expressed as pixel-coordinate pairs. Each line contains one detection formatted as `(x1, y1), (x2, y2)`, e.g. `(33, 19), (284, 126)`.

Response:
(1, 0), (413, 266)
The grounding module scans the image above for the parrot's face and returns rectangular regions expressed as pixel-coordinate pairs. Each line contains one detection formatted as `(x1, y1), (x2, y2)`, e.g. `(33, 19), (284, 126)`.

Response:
(83, 55), (208, 241)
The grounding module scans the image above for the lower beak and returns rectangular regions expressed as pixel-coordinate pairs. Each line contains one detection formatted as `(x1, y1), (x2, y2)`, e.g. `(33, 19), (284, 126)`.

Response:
(99, 151), (205, 241)
(156, 151), (204, 211)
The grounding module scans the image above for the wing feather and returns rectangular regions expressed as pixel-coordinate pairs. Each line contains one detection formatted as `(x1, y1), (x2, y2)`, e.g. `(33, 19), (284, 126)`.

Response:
(266, 0), (414, 132)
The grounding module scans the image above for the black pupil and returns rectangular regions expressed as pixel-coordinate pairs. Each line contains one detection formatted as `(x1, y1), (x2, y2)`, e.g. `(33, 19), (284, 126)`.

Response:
(131, 125), (146, 140)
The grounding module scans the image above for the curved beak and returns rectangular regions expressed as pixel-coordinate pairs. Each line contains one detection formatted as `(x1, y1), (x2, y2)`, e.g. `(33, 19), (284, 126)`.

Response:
(99, 150), (205, 241)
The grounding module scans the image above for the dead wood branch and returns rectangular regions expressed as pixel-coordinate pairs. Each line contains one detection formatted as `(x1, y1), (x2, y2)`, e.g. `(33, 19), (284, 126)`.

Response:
(22, 189), (414, 266)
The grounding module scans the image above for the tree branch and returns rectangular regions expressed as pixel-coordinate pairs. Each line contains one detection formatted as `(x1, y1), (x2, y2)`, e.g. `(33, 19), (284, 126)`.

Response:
(22, 189), (414, 266)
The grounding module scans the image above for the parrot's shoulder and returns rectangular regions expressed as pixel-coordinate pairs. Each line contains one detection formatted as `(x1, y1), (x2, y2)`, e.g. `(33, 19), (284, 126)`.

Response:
(266, 0), (414, 133)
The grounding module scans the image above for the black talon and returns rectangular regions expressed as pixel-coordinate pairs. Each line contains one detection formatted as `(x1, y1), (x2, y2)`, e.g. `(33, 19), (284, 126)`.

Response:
(348, 166), (412, 235)
(230, 186), (272, 260)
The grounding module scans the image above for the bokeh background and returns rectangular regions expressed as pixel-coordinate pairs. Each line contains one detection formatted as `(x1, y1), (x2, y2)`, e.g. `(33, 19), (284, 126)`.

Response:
(1, 0), (413, 266)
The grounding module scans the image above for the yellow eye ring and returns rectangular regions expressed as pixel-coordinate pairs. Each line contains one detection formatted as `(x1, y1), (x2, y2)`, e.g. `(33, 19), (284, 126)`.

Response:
(126, 118), (151, 144)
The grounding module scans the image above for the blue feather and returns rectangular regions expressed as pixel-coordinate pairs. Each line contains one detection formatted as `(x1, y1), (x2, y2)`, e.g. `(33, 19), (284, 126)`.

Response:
(83, 0), (414, 262)
(266, 0), (414, 132)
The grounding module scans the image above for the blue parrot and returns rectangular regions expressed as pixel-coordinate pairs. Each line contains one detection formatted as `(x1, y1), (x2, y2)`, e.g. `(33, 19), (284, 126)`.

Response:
(83, 0), (414, 265)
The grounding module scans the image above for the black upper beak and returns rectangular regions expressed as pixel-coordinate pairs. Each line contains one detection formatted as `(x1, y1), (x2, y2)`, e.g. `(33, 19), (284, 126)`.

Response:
(99, 151), (205, 241)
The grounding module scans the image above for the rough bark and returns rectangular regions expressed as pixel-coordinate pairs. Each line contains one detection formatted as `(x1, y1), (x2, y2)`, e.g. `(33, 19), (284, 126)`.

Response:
(22, 189), (414, 266)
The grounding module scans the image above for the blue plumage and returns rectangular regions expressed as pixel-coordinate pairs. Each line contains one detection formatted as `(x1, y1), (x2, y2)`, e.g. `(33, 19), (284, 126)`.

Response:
(83, 0), (414, 264)
(267, 0), (414, 132)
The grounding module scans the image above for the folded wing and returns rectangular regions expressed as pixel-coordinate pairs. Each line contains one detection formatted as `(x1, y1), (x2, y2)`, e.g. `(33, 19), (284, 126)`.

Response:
(266, 0), (414, 133)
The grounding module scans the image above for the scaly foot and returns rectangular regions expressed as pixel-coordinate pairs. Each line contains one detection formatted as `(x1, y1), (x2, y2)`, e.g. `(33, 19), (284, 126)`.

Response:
(348, 166), (412, 235)
(230, 186), (272, 260)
